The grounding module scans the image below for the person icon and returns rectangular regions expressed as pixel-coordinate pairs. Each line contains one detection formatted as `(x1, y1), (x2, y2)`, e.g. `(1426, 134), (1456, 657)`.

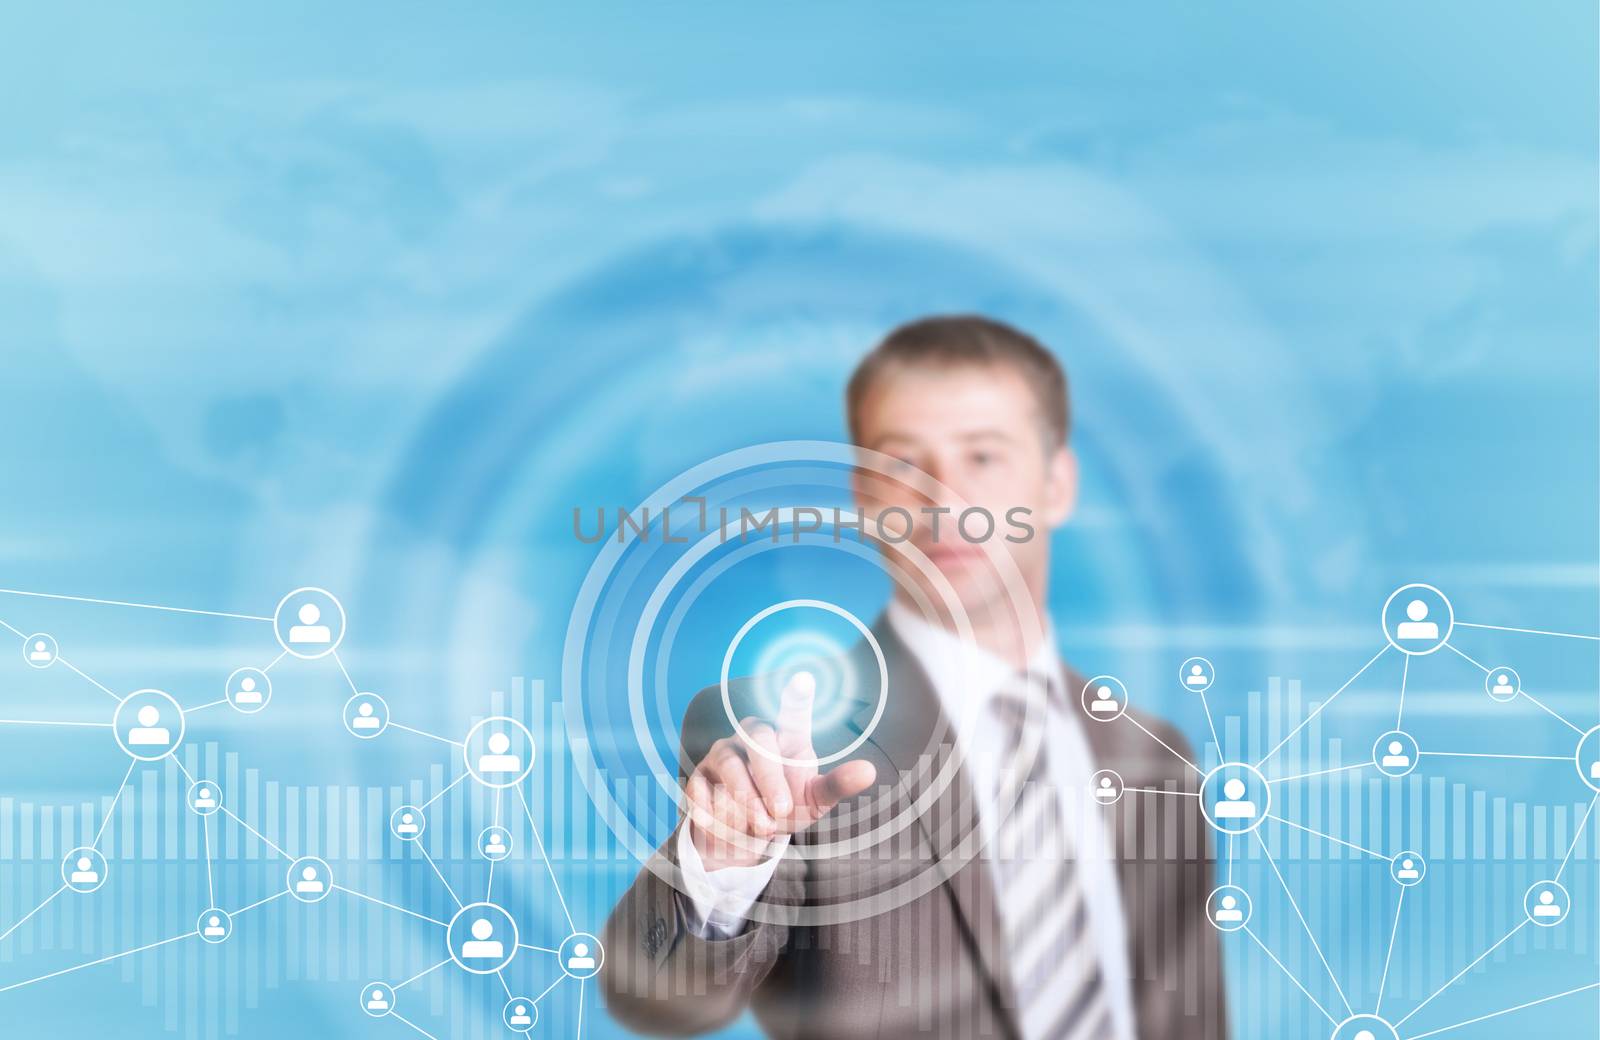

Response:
(484, 831), (508, 857)
(295, 865), (325, 894)
(509, 1004), (531, 1026)
(1214, 778), (1257, 819)
(477, 732), (522, 774)
(235, 676), (262, 704)
(128, 705), (171, 746)
(352, 701), (381, 730)
(1396, 857), (1419, 880)
(461, 918), (504, 959)
(203, 914), (227, 938)
(1094, 776), (1118, 802)
(1186, 664), (1208, 686)
(1533, 890), (1563, 918)
(29, 639), (52, 663)
(1381, 741), (1411, 769)
(1214, 895), (1243, 923)
(193, 787), (216, 810)
(567, 942), (596, 971)
(70, 856), (100, 885)
(1492, 673), (1514, 697)
(1090, 685), (1120, 714)
(1590, 758), (1600, 780)
(1396, 599), (1439, 641)
(1354, 1032), (1376, 1040)
(396, 812), (418, 836)
(288, 603), (331, 645)
(367, 989), (390, 1012)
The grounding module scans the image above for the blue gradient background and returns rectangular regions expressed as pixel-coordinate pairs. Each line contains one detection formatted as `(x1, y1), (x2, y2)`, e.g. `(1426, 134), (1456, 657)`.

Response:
(0, 3), (1597, 1038)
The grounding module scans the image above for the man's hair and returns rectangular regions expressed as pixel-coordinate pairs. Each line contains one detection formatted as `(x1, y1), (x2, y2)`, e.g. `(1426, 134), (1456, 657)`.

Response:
(846, 315), (1070, 449)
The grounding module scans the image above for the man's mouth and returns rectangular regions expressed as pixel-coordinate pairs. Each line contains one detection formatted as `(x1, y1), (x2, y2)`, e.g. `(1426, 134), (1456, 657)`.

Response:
(920, 540), (985, 566)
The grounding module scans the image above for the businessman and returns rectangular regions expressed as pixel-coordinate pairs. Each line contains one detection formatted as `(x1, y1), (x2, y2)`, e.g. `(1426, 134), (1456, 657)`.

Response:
(602, 316), (1226, 1039)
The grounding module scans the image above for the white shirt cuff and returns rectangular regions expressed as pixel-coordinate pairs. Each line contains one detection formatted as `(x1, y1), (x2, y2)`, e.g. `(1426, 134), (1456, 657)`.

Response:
(675, 823), (789, 939)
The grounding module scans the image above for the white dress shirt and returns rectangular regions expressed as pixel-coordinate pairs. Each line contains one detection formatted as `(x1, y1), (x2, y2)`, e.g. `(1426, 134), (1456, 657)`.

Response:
(676, 600), (1138, 1040)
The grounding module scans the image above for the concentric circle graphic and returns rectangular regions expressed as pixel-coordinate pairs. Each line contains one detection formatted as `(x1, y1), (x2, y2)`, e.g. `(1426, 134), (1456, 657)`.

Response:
(720, 598), (887, 768)
(562, 441), (1046, 927)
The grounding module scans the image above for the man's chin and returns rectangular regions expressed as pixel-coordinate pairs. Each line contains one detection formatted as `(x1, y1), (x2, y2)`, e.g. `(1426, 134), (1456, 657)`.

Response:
(908, 552), (1013, 610)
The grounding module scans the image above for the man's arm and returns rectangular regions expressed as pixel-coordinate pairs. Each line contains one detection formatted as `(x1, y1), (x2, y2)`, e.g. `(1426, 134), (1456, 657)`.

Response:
(600, 821), (805, 1036)
(1118, 712), (1229, 1040)
(676, 825), (790, 939)
(600, 672), (876, 1036)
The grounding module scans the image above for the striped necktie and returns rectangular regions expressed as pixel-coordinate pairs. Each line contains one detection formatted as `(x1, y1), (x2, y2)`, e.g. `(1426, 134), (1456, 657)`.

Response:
(988, 671), (1114, 1040)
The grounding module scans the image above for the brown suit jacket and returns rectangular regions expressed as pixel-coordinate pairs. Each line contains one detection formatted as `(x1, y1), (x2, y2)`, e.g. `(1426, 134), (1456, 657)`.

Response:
(602, 619), (1228, 1039)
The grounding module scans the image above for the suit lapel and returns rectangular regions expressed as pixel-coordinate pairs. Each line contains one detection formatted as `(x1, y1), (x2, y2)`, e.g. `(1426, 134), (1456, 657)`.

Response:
(845, 619), (1024, 1039)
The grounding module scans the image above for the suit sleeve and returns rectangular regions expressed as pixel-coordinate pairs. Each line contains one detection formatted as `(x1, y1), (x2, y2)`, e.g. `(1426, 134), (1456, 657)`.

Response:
(598, 688), (805, 1036)
(1125, 713), (1230, 1040)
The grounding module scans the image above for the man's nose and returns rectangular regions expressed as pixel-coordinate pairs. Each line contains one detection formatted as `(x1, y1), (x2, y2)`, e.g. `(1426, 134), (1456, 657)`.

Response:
(921, 462), (966, 510)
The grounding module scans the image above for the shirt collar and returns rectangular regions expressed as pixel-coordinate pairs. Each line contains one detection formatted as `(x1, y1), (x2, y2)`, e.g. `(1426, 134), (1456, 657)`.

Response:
(885, 599), (1061, 722)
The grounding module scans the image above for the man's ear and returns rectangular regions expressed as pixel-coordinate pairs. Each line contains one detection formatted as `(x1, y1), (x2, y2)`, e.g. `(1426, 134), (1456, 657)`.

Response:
(849, 464), (873, 512)
(1042, 446), (1077, 527)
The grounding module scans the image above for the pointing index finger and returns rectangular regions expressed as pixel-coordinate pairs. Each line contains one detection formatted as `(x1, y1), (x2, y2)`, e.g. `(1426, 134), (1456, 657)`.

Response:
(776, 670), (816, 755)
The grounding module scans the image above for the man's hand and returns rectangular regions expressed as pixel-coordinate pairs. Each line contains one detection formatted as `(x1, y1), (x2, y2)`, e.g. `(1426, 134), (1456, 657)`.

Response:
(685, 671), (878, 872)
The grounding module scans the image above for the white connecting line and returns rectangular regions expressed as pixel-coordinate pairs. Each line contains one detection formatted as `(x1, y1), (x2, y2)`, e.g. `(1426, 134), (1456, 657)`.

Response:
(1103, 594), (1600, 1038)
(0, 885), (66, 945)
(0, 931), (197, 995)
(1393, 920), (1529, 1028)
(334, 885), (450, 929)
(1444, 641), (1586, 734)
(7, 577), (1589, 1038)
(0, 581), (597, 1040)
(1374, 886), (1405, 1015)
(517, 782), (578, 934)
(0, 586), (272, 622)
(1256, 643), (1391, 770)
(414, 842), (464, 910)
(1254, 829), (1354, 1018)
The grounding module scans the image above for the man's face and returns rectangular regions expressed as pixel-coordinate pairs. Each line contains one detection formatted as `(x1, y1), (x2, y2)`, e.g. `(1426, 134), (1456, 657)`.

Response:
(851, 362), (1076, 617)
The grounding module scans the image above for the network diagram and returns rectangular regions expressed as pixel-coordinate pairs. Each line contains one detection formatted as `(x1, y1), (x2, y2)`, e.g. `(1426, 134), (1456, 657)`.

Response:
(1079, 581), (1600, 1040)
(0, 584), (602, 1039)
(3, 577), (1599, 1039)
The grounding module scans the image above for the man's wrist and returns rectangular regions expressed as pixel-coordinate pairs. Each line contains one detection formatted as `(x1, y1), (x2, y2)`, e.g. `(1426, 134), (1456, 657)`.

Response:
(689, 819), (778, 871)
